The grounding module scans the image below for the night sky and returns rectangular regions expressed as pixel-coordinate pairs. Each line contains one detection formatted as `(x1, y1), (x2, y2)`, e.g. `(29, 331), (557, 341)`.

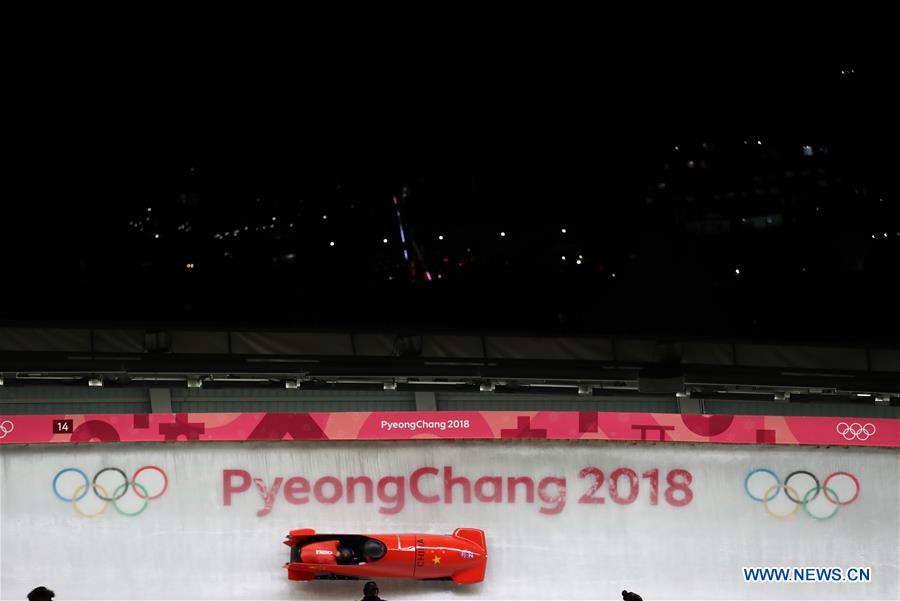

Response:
(2, 4), (898, 340)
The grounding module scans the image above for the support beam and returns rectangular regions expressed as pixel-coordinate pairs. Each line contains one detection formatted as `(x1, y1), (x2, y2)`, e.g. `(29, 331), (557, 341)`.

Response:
(414, 391), (437, 411)
(676, 392), (703, 414)
(149, 388), (173, 414)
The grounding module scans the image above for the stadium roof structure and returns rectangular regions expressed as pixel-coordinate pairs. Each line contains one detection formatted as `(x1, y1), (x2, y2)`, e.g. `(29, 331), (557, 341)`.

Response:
(0, 325), (899, 412)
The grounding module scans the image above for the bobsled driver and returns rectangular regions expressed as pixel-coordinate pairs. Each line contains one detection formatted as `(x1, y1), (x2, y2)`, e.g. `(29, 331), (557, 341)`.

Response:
(299, 540), (358, 565)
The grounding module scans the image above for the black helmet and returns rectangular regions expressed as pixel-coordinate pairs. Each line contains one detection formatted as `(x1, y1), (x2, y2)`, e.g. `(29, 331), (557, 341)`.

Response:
(363, 538), (387, 560)
(27, 587), (55, 601)
(364, 581), (379, 596)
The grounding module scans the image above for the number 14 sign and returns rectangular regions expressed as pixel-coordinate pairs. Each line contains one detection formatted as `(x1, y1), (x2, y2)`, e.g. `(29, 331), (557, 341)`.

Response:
(52, 419), (73, 434)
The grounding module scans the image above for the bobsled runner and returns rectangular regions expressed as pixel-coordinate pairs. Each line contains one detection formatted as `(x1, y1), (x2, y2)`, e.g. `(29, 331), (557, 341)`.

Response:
(283, 527), (487, 584)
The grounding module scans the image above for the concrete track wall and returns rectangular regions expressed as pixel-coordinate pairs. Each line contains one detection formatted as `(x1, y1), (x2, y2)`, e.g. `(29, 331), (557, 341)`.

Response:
(1, 441), (897, 600)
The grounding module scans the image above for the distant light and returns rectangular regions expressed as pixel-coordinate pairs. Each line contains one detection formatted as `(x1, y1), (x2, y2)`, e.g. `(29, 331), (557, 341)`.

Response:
(561, 255), (566, 261)
(576, 259), (582, 265)
(735, 268), (741, 275)
(244, 226), (249, 230)
(611, 272), (616, 278)
(147, 207), (152, 212)
(438, 235), (444, 241)
(872, 234), (876, 239)
(802, 145), (814, 156)
(561, 227), (567, 234)
(687, 160), (695, 169)
(500, 231), (506, 237)
(154, 234), (160, 239)
(186, 263), (195, 270)
(674, 145), (679, 151)
(885, 233), (889, 238)
(289, 223), (294, 228)
(383, 238), (388, 244)
(329, 241), (335, 247)
(466, 248), (472, 252)
(322, 214), (328, 220)
(578, 254), (583, 259)
(88, 377), (103, 388)
(272, 216), (277, 221)
(757, 140), (762, 145)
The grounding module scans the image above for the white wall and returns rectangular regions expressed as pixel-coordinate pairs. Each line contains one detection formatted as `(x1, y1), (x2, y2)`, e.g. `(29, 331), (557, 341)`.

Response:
(1, 441), (897, 600)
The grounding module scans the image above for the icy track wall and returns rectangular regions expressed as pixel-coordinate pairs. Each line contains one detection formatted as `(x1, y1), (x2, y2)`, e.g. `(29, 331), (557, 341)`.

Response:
(1, 441), (898, 601)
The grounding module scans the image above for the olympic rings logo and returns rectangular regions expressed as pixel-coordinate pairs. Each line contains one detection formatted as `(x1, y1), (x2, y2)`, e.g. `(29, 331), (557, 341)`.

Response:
(744, 469), (860, 520)
(52, 466), (169, 518)
(836, 422), (876, 441)
(0, 419), (13, 439)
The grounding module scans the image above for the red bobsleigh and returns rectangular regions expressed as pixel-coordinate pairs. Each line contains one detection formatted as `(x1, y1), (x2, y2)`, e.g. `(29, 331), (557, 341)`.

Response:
(283, 528), (487, 584)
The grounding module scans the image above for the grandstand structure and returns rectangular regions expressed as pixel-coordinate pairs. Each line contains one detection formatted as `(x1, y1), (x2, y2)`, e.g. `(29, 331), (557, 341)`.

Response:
(1, 324), (898, 419)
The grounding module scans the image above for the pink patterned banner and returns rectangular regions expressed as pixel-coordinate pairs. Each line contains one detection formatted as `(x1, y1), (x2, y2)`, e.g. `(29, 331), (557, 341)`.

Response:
(0, 411), (896, 447)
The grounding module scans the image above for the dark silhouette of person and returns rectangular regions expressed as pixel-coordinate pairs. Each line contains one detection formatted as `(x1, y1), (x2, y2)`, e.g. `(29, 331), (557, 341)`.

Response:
(336, 545), (360, 565)
(27, 587), (55, 601)
(361, 580), (385, 601)
(621, 590), (643, 601)
(335, 546), (351, 562)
